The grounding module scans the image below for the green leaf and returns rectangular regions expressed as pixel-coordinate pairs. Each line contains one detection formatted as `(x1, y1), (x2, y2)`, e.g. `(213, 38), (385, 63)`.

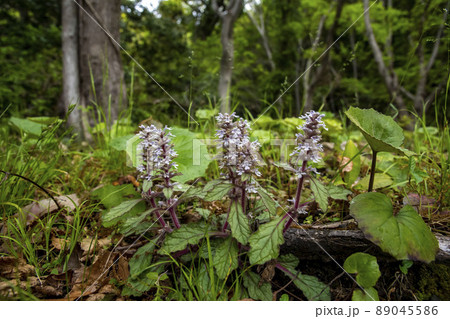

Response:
(120, 208), (155, 235)
(178, 186), (206, 201)
(102, 199), (143, 225)
(277, 259), (331, 301)
(204, 181), (233, 201)
(171, 127), (212, 183)
(280, 294), (289, 301)
(196, 208), (211, 220)
(91, 184), (139, 209)
(213, 237), (238, 279)
(345, 107), (414, 156)
(109, 134), (135, 151)
(343, 252), (381, 289)
(9, 116), (46, 136)
(350, 193), (438, 263)
(274, 162), (296, 173)
(161, 222), (209, 254)
(327, 184), (352, 200)
(163, 188), (173, 199)
(356, 173), (393, 190)
(243, 271), (273, 301)
(399, 260), (414, 275)
(228, 201), (251, 245)
(129, 241), (156, 278)
(352, 287), (379, 301)
(310, 178), (328, 212)
(256, 187), (278, 216)
(248, 216), (284, 265)
(342, 140), (361, 188)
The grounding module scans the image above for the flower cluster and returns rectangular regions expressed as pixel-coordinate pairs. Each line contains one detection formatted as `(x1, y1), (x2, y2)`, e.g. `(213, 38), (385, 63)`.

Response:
(215, 113), (262, 186)
(290, 111), (327, 177)
(137, 125), (179, 185)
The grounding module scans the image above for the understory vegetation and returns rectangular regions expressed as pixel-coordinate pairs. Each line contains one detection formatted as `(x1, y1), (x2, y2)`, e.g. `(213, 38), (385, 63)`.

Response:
(0, 0), (449, 301)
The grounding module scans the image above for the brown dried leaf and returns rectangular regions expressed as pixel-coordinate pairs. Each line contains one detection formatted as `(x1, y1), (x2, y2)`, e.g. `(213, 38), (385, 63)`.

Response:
(0, 257), (35, 279)
(16, 194), (80, 226)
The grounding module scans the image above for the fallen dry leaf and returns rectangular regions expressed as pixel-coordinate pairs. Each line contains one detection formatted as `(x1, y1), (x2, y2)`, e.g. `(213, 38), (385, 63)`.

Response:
(15, 194), (80, 226)
(0, 257), (35, 279)
(80, 236), (112, 256)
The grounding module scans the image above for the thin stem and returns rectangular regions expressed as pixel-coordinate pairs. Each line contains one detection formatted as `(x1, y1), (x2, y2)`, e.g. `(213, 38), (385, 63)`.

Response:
(241, 180), (247, 214)
(149, 191), (169, 229)
(284, 160), (308, 232)
(222, 201), (232, 232)
(169, 202), (181, 229)
(368, 150), (378, 192)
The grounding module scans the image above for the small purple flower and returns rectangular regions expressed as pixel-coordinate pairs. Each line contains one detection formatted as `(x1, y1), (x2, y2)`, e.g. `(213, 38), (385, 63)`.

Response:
(290, 111), (327, 177)
(137, 125), (179, 183)
(216, 113), (262, 192)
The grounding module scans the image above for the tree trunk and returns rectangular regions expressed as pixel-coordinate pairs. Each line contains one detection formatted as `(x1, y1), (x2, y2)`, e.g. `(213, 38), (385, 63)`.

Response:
(62, 0), (82, 135)
(213, 0), (243, 114)
(79, 0), (126, 126)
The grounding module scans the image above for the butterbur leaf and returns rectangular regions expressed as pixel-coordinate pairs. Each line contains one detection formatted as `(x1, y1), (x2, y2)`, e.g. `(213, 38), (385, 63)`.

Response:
(256, 187), (278, 216)
(204, 181), (233, 201)
(356, 173), (393, 190)
(92, 184), (139, 209)
(277, 260), (330, 301)
(171, 127), (212, 183)
(310, 178), (328, 212)
(243, 271), (273, 301)
(160, 223), (209, 254)
(102, 199), (143, 225)
(345, 107), (414, 157)
(248, 216), (284, 265)
(213, 237), (238, 279)
(350, 193), (438, 263)
(343, 253), (381, 289)
(352, 287), (379, 301)
(228, 201), (251, 245)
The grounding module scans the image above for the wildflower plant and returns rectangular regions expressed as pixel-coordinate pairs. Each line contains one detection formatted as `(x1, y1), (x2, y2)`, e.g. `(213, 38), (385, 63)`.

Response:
(137, 124), (181, 229)
(283, 111), (327, 232)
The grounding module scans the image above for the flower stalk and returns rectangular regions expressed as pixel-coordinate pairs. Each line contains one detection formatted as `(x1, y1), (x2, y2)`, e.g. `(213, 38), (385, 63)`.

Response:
(284, 111), (327, 232)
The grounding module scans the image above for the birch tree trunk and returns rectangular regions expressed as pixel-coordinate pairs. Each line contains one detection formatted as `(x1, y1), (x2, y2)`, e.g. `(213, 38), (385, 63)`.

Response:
(213, 0), (243, 114)
(62, 0), (82, 135)
(79, 0), (127, 126)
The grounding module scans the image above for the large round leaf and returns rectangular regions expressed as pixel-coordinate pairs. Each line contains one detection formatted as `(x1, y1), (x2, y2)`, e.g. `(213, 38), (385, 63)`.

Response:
(350, 193), (438, 263)
(343, 252), (380, 289)
(345, 107), (413, 156)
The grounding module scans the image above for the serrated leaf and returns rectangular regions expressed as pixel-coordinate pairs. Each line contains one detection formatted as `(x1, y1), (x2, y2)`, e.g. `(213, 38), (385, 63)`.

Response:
(343, 252), (381, 289)
(243, 271), (273, 301)
(327, 184), (352, 200)
(256, 187), (278, 216)
(204, 181), (233, 201)
(278, 254), (300, 269)
(196, 208), (211, 219)
(120, 208), (156, 235)
(228, 201), (251, 245)
(142, 180), (152, 193)
(350, 193), (438, 263)
(352, 287), (379, 301)
(310, 178), (328, 212)
(129, 241), (156, 278)
(274, 162), (296, 172)
(179, 186), (206, 201)
(277, 262), (331, 301)
(160, 223), (208, 254)
(345, 107), (414, 156)
(102, 199), (143, 225)
(213, 237), (238, 279)
(248, 216), (284, 265)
